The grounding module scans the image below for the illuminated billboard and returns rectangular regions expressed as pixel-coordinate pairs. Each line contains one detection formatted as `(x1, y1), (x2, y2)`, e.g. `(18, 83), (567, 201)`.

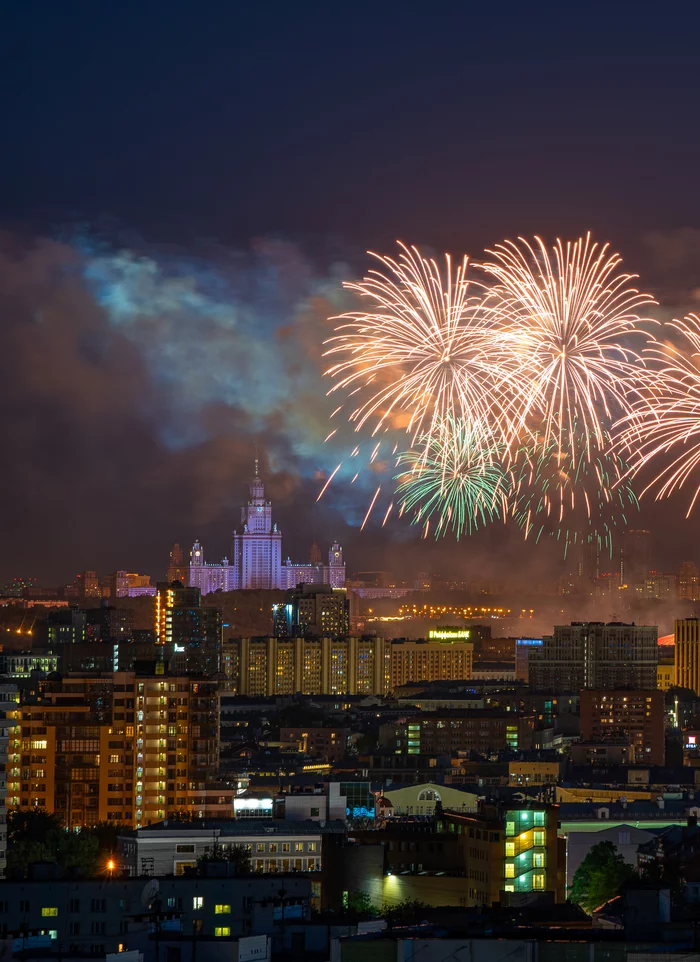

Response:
(428, 628), (470, 641)
(516, 638), (543, 647)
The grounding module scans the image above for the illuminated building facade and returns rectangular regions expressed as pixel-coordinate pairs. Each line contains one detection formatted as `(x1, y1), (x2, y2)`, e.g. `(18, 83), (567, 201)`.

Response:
(529, 622), (658, 691)
(675, 617), (700, 694)
(282, 542), (346, 589)
(154, 583), (221, 674)
(389, 638), (473, 689)
(187, 540), (235, 594)
(5, 673), (223, 829)
(580, 689), (665, 765)
(231, 460), (283, 590)
(226, 636), (389, 696)
(0, 686), (18, 877)
(380, 711), (534, 755)
(273, 584), (350, 639)
(431, 805), (563, 905)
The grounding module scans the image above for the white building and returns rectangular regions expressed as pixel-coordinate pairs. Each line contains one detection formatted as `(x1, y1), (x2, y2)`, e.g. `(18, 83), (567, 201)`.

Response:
(231, 461), (283, 590)
(282, 542), (346, 590)
(188, 540), (236, 594)
(117, 819), (346, 877)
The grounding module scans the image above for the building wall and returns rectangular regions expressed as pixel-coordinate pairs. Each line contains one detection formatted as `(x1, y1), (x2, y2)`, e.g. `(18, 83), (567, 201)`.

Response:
(675, 618), (700, 694)
(230, 637), (389, 696)
(381, 713), (534, 755)
(530, 623), (658, 691)
(381, 783), (478, 816)
(389, 641), (473, 689)
(5, 673), (221, 829)
(0, 875), (312, 952)
(118, 824), (326, 877)
(566, 824), (657, 888)
(579, 689), (665, 765)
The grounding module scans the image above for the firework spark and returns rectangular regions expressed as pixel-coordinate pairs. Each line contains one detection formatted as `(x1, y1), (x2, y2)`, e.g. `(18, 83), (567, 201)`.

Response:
(479, 233), (657, 460)
(510, 425), (638, 556)
(618, 314), (700, 516)
(395, 417), (509, 539)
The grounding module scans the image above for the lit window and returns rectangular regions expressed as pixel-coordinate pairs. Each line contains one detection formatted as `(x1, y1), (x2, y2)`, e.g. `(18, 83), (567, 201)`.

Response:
(505, 842), (515, 857)
(42, 908), (58, 917)
(192, 897), (203, 910)
(533, 873), (545, 890)
(505, 863), (515, 878)
(214, 905), (230, 915)
(214, 927), (231, 937)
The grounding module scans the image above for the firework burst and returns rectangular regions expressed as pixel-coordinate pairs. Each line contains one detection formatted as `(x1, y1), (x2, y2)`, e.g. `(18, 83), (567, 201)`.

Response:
(324, 242), (512, 459)
(618, 314), (700, 516)
(395, 416), (509, 539)
(479, 233), (657, 460)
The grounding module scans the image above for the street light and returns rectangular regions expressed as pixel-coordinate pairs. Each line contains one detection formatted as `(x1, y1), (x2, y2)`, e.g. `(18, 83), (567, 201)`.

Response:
(107, 859), (115, 878)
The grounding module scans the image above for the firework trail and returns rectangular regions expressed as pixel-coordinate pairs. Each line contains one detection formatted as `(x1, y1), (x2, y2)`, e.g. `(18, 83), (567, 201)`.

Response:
(395, 416), (509, 539)
(479, 233), (657, 461)
(510, 425), (639, 556)
(618, 314), (700, 516)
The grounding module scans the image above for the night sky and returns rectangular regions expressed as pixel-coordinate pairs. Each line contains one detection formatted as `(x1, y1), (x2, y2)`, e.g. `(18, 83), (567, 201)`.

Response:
(3, 1), (700, 585)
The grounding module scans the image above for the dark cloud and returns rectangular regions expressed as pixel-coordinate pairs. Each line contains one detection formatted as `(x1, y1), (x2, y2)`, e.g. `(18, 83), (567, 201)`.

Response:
(2, 228), (700, 588)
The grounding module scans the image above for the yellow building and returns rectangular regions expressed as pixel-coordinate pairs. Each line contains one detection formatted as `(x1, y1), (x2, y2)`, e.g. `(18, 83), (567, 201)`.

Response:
(227, 636), (389, 696)
(675, 618), (700, 694)
(226, 635), (474, 695)
(389, 639), (473, 690)
(658, 662), (674, 691)
(508, 760), (564, 787)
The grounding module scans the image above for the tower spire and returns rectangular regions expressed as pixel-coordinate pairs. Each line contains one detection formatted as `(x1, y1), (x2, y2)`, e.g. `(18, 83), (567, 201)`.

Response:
(254, 441), (260, 478)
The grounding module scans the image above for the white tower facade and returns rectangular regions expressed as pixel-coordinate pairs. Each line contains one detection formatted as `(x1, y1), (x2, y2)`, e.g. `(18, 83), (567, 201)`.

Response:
(328, 541), (346, 588)
(232, 460), (283, 589)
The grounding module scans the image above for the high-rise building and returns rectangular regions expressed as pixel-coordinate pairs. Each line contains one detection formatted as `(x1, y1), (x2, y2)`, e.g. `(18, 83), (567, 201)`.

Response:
(225, 632), (475, 696)
(273, 584), (350, 639)
(678, 562), (700, 601)
(226, 636), (389, 696)
(231, 459), (283, 590)
(622, 529), (651, 588)
(5, 672), (223, 829)
(389, 638), (473, 689)
(0, 685), (18, 878)
(529, 622), (658, 691)
(580, 689), (665, 765)
(675, 617), (700, 693)
(154, 583), (222, 674)
(167, 543), (188, 584)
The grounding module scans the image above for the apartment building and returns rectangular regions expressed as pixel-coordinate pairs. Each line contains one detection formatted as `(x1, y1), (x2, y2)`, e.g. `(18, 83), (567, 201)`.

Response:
(379, 710), (535, 756)
(5, 672), (224, 828)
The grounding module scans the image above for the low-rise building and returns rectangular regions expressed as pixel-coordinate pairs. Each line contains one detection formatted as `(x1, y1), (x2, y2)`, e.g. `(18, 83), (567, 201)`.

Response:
(0, 872), (312, 954)
(380, 782), (478, 816)
(278, 727), (349, 762)
(117, 819), (347, 878)
(379, 710), (535, 755)
(508, 759), (565, 787)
